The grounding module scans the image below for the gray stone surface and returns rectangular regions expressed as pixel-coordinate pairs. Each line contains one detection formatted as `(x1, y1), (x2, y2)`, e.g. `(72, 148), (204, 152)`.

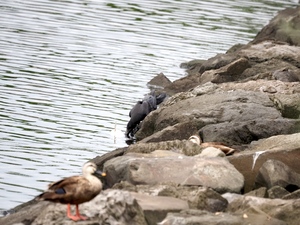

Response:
(104, 151), (244, 193)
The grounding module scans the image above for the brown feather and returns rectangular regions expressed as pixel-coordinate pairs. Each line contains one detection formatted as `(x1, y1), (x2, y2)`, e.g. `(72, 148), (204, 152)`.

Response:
(37, 162), (104, 205)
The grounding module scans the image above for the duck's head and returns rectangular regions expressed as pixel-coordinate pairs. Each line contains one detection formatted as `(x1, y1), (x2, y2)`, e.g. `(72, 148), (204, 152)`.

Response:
(82, 162), (106, 177)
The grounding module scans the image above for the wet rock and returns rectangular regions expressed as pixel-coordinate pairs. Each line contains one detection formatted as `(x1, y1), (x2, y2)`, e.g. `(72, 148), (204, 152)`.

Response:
(255, 159), (300, 189)
(104, 151), (244, 193)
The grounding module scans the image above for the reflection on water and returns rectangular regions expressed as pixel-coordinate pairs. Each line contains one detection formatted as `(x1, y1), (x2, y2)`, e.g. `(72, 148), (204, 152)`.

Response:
(0, 0), (298, 211)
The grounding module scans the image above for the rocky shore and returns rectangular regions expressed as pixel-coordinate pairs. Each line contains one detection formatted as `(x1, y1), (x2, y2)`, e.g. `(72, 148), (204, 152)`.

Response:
(1, 6), (300, 225)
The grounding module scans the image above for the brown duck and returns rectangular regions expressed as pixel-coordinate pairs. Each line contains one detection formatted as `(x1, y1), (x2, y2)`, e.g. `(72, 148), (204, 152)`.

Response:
(188, 134), (235, 155)
(37, 162), (106, 221)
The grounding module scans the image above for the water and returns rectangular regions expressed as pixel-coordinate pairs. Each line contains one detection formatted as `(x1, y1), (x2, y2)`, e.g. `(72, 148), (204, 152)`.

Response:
(0, 0), (298, 212)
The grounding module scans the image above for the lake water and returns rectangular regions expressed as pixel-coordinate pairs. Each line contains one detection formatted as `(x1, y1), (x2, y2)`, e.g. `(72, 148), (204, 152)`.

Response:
(0, 0), (298, 212)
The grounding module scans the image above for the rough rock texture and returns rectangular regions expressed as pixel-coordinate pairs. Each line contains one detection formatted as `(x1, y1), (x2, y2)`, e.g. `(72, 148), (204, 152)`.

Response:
(159, 210), (244, 225)
(136, 89), (299, 145)
(224, 194), (300, 225)
(252, 7), (300, 46)
(114, 182), (228, 213)
(228, 133), (300, 192)
(255, 159), (300, 189)
(3, 6), (300, 225)
(104, 150), (244, 193)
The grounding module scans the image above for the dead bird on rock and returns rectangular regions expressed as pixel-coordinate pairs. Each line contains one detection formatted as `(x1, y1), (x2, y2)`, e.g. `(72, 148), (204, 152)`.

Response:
(188, 134), (235, 155)
(36, 162), (106, 221)
(125, 90), (167, 139)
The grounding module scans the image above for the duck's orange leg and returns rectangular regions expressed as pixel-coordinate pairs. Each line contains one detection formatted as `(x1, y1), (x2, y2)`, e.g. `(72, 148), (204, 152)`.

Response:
(75, 204), (88, 220)
(66, 204), (81, 221)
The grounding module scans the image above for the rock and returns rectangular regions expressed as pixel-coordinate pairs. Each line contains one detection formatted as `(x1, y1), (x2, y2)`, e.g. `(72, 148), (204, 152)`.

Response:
(225, 194), (300, 225)
(32, 190), (147, 225)
(238, 41), (300, 66)
(255, 159), (300, 189)
(147, 73), (172, 89)
(0, 201), (49, 225)
(122, 184), (228, 212)
(272, 67), (300, 82)
(219, 79), (300, 95)
(227, 133), (300, 192)
(29, 190), (188, 225)
(199, 57), (250, 84)
(268, 186), (290, 199)
(159, 210), (244, 225)
(252, 7), (300, 46)
(127, 141), (203, 156)
(283, 189), (300, 200)
(244, 187), (267, 198)
(104, 151), (244, 193)
(131, 192), (189, 225)
(136, 90), (299, 145)
(271, 93), (300, 119)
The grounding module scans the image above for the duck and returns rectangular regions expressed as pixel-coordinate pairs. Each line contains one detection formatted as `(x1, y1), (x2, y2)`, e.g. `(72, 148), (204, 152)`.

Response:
(36, 162), (106, 221)
(188, 134), (235, 155)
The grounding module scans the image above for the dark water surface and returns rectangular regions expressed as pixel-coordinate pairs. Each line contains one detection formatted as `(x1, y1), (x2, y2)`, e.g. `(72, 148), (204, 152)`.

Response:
(0, 0), (298, 211)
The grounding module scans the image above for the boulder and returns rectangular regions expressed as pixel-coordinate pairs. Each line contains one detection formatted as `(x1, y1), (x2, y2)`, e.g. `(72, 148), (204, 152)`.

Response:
(199, 57), (250, 84)
(227, 133), (300, 192)
(136, 90), (299, 145)
(159, 210), (244, 225)
(268, 186), (290, 199)
(147, 72), (172, 89)
(104, 150), (244, 193)
(252, 7), (300, 46)
(255, 159), (300, 189)
(130, 192), (189, 225)
(114, 183), (228, 212)
(224, 194), (300, 225)
(32, 190), (147, 225)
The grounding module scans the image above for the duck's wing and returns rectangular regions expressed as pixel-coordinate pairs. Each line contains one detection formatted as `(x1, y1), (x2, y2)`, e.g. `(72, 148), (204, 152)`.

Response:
(37, 176), (88, 203)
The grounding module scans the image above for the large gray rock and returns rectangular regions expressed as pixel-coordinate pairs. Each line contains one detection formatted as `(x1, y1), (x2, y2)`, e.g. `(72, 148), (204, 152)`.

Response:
(131, 192), (189, 225)
(252, 7), (300, 46)
(114, 183), (228, 212)
(158, 210), (244, 225)
(32, 190), (147, 225)
(255, 159), (300, 189)
(228, 133), (300, 192)
(158, 209), (286, 225)
(224, 194), (300, 225)
(136, 90), (299, 145)
(104, 150), (244, 193)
